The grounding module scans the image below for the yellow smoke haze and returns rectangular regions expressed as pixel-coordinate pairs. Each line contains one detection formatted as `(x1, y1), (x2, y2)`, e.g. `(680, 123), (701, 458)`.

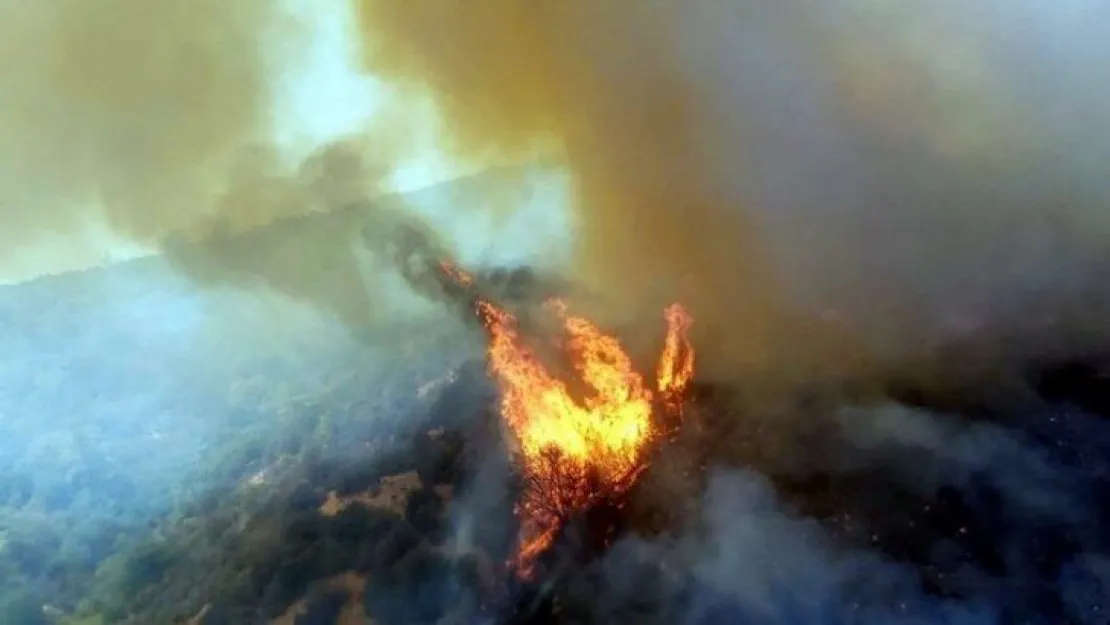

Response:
(0, 1), (300, 246)
(353, 2), (784, 376)
(3, 0), (1110, 384)
(352, 0), (1110, 381)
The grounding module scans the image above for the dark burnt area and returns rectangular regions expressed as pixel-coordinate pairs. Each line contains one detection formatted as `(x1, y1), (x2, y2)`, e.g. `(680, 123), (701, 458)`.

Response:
(491, 357), (1110, 624)
(1034, 355), (1110, 419)
(160, 346), (1110, 624)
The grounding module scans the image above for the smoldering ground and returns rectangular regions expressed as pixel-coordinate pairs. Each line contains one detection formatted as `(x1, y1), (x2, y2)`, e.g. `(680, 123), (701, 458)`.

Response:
(578, 398), (1110, 624)
(0, 0), (307, 251)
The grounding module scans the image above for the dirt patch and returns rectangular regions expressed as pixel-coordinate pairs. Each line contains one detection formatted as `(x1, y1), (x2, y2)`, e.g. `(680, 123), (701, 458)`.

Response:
(270, 572), (370, 625)
(319, 471), (423, 518)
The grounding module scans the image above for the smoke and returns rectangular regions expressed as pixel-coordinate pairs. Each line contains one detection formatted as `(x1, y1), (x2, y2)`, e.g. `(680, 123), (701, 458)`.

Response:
(0, 0), (306, 252)
(612, 470), (1003, 624)
(577, 397), (1110, 624)
(15, 3), (1110, 621)
(353, 0), (1110, 382)
(5, 1), (1110, 379)
(0, 0), (509, 333)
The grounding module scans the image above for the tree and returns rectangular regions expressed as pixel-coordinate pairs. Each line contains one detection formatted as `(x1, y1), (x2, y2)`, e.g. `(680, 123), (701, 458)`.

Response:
(0, 589), (49, 625)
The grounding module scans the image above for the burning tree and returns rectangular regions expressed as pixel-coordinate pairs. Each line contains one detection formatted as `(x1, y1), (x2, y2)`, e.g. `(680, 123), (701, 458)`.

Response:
(362, 220), (696, 577)
(446, 265), (696, 578)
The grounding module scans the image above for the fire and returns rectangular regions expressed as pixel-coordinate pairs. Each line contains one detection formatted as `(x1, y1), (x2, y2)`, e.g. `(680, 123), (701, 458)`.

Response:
(425, 260), (695, 576)
(438, 260), (474, 286)
(657, 303), (696, 416)
(473, 293), (695, 578)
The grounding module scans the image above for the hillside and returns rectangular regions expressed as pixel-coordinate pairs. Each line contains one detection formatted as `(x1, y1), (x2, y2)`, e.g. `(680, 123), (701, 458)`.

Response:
(6, 163), (1110, 624)
(0, 169), (538, 622)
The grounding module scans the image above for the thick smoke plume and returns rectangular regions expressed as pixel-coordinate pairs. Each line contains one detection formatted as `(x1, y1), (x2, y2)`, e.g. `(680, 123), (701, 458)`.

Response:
(0, 1), (311, 255)
(5, 1), (1110, 378)
(0, 0), (461, 330)
(354, 0), (1110, 382)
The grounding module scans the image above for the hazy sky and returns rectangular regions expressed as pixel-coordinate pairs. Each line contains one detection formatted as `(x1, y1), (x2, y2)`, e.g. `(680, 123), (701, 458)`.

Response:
(0, 0), (520, 284)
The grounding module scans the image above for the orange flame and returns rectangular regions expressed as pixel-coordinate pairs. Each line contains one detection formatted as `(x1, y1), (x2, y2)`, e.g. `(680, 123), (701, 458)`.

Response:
(438, 260), (474, 286)
(472, 292), (694, 578)
(657, 303), (696, 416)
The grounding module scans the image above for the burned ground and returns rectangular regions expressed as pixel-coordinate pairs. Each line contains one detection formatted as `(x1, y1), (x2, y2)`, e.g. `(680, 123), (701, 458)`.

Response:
(55, 349), (1109, 625)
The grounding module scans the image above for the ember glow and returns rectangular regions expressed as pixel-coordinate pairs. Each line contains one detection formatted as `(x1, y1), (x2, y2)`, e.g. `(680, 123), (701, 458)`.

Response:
(438, 260), (474, 286)
(467, 290), (694, 578)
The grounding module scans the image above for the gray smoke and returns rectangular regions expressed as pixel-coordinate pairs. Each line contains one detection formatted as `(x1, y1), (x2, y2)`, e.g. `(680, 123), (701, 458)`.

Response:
(354, 0), (1110, 384)
(587, 399), (1110, 623)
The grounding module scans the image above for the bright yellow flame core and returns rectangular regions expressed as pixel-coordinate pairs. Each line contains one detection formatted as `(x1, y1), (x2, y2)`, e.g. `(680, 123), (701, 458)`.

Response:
(474, 295), (694, 577)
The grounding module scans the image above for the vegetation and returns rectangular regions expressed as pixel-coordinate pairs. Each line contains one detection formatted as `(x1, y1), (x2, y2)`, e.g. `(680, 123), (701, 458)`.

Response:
(2, 404), (488, 624)
(0, 250), (485, 623)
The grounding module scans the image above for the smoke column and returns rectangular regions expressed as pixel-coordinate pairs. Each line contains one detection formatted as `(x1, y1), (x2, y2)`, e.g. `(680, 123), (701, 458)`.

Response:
(354, 0), (1110, 381)
(3, 1), (1110, 378)
(0, 0), (305, 254)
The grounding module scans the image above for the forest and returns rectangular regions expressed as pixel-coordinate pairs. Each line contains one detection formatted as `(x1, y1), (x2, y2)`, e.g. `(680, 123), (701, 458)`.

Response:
(0, 241), (485, 623)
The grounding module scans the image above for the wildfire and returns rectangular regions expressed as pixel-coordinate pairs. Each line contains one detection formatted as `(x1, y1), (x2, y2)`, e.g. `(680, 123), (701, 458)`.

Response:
(438, 260), (474, 286)
(469, 293), (694, 578)
(657, 303), (696, 416)
(427, 260), (694, 576)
